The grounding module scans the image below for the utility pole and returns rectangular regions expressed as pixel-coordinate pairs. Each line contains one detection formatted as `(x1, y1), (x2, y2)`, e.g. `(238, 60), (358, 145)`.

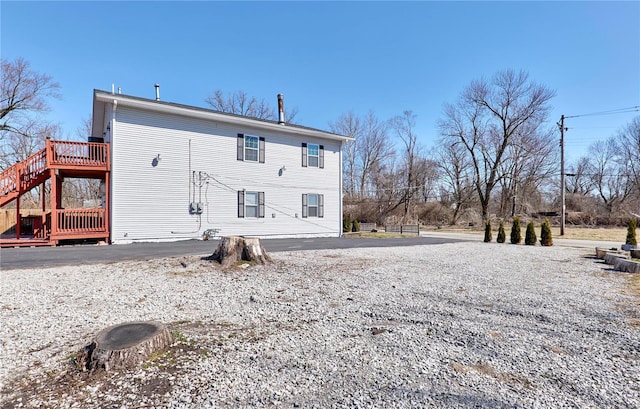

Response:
(558, 115), (567, 236)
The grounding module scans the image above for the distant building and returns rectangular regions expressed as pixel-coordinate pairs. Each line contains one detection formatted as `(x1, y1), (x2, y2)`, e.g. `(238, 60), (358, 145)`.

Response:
(91, 89), (352, 244)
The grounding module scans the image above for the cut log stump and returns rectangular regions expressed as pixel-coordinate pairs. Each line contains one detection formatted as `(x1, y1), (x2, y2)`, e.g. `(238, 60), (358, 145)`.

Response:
(77, 321), (172, 373)
(209, 236), (272, 268)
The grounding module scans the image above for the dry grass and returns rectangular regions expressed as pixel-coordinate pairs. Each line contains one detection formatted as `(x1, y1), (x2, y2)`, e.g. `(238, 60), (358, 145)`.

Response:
(553, 227), (628, 242)
(434, 225), (628, 242)
(343, 231), (416, 239)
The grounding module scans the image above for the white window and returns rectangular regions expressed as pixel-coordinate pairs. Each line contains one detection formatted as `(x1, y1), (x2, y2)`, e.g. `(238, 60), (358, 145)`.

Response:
(307, 144), (319, 167)
(238, 191), (265, 218)
(237, 134), (265, 163)
(246, 192), (258, 217)
(301, 143), (324, 168)
(302, 193), (324, 218)
(245, 136), (259, 162)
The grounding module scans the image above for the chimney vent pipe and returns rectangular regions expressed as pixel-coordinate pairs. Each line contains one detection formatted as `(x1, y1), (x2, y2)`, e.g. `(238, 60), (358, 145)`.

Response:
(277, 93), (285, 125)
(154, 84), (160, 101)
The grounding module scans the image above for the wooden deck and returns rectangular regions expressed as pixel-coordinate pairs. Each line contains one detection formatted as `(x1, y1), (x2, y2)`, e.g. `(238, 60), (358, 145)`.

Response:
(0, 236), (54, 248)
(0, 140), (110, 247)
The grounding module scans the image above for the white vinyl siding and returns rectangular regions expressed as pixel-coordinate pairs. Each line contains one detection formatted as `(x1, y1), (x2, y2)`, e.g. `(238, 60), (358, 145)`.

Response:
(107, 105), (342, 243)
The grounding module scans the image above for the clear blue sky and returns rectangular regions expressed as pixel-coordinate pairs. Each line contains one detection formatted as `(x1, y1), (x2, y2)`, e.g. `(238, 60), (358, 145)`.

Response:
(2, 1), (639, 163)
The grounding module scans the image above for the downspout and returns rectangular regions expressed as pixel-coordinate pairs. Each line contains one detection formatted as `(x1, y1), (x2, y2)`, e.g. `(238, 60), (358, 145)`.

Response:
(339, 141), (344, 237)
(109, 99), (117, 243)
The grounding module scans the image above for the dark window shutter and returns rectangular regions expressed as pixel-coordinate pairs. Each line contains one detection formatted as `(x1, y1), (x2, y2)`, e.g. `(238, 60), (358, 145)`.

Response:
(237, 190), (245, 218)
(237, 134), (244, 161)
(259, 137), (265, 163)
(258, 192), (265, 218)
(302, 194), (308, 218)
(319, 145), (325, 169)
(318, 194), (324, 218)
(301, 143), (308, 167)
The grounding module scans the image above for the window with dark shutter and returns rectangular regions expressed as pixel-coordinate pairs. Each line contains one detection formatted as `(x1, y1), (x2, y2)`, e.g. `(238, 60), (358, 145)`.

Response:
(319, 145), (324, 169)
(258, 192), (265, 217)
(303, 193), (323, 218)
(302, 194), (308, 218)
(259, 137), (265, 163)
(237, 190), (245, 217)
(301, 143), (307, 167)
(237, 134), (244, 161)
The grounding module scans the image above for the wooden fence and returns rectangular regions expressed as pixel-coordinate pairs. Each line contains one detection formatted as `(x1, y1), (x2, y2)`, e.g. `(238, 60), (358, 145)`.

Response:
(0, 209), (44, 235)
(385, 224), (420, 235)
(359, 223), (377, 232)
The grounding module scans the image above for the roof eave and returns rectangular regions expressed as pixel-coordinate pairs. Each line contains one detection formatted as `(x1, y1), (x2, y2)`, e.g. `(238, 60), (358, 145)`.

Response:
(93, 90), (353, 142)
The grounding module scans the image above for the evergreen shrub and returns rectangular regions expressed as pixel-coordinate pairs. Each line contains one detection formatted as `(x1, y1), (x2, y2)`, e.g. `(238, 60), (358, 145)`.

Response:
(352, 219), (360, 232)
(343, 214), (351, 233)
(497, 221), (506, 243)
(510, 217), (522, 244)
(525, 221), (537, 245)
(484, 221), (492, 242)
(626, 218), (637, 246)
(540, 218), (553, 246)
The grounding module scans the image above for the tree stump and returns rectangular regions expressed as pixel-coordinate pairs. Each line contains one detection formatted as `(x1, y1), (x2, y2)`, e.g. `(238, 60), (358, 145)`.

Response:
(77, 321), (172, 373)
(209, 236), (272, 268)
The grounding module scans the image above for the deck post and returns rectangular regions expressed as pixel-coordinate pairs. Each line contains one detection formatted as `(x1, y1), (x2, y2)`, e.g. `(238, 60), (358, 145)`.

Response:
(41, 184), (47, 239)
(50, 168), (57, 240)
(15, 192), (20, 240)
(105, 171), (110, 243)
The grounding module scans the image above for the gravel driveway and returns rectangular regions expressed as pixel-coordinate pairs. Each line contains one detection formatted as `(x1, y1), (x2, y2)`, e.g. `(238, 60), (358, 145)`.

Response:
(1, 242), (638, 408)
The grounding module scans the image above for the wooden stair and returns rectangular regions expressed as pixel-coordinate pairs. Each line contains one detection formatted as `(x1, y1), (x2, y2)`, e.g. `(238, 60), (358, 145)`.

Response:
(0, 148), (48, 207)
(0, 139), (111, 247)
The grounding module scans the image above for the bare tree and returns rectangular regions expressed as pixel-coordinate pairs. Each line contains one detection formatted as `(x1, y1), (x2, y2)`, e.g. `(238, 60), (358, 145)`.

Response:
(617, 116), (640, 199)
(587, 137), (632, 217)
(330, 111), (360, 198)
(496, 124), (558, 217)
(204, 89), (298, 123)
(435, 141), (475, 224)
(330, 111), (393, 199)
(63, 118), (103, 207)
(438, 69), (555, 221)
(0, 58), (61, 170)
(390, 110), (421, 219)
(566, 157), (595, 195)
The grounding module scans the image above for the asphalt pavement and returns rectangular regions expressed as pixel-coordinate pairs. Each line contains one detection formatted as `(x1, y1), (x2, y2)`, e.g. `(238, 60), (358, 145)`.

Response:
(0, 235), (467, 270)
(1, 231), (619, 271)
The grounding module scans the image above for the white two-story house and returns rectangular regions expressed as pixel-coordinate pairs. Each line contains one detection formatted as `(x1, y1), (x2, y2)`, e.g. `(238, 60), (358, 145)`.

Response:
(91, 89), (352, 244)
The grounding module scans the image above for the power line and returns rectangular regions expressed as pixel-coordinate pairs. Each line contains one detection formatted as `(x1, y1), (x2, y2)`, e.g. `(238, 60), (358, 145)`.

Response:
(565, 106), (640, 119)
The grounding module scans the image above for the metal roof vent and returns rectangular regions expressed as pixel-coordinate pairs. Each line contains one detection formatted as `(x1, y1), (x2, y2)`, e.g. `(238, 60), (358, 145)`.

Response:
(154, 84), (160, 101)
(277, 93), (285, 125)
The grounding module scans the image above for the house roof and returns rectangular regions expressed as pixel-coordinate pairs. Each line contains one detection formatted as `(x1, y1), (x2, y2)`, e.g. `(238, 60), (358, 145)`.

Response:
(92, 89), (352, 142)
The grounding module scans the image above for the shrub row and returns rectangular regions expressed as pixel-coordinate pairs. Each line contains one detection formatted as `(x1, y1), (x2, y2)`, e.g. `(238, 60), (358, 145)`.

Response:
(484, 218), (553, 246)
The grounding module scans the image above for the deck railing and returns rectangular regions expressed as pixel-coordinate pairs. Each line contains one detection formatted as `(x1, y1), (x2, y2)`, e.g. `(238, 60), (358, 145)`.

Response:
(54, 208), (107, 236)
(47, 140), (109, 168)
(0, 148), (47, 197)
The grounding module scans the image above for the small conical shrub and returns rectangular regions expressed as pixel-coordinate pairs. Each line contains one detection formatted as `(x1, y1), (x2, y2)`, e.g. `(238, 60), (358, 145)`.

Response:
(525, 221), (537, 245)
(352, 219), (360, 232)
(540, 218), (553, 246)
(626, 218), (637, 246)
(484, 221), (492, 242)
(510, 216), (522, 244)
(343, 214), (351, 233)
(497, 221), (506, 243)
